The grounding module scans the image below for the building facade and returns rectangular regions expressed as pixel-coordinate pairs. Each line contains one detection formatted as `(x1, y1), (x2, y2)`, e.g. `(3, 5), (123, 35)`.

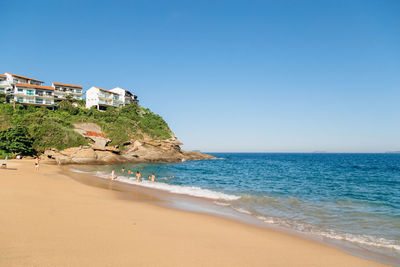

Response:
(85, 86), (124, 110)
(0, 74), (12, 95)
(12, 83), (55, 106)
(52, 82), (83, 102)
(1, 72), (139, 109)
(109, 87), (138, 106)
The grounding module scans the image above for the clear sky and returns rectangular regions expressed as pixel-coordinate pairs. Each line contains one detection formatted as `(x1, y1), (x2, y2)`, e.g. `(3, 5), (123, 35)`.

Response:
(1, 0), (399, 152)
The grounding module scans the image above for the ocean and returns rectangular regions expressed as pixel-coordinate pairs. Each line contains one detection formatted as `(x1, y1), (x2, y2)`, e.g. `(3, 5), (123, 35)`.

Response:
(71, 153), (400, 264)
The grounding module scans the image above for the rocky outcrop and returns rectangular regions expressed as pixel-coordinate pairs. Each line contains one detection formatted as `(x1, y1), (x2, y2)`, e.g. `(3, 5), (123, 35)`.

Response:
(73, 123), (110, 148)
(40, 122), (214, 164)
(41, 138), (214, 164)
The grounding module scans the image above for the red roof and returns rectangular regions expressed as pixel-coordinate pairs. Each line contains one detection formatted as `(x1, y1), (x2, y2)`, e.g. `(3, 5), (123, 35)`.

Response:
(53, 82), (82, 89)
(6, 73), (44, 83)
(0, 74), (6, 78)
(15, 83), (54, 90)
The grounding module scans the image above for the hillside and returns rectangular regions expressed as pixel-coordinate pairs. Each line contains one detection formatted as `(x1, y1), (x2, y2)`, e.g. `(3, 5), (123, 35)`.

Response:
(0, 95), (213, 162)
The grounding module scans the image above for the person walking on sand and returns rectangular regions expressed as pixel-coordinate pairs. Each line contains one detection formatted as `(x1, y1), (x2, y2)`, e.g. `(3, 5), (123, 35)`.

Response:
(34, 157), (40, 172)
(151, 173), (155, 182)
(136, 171), (141, 182)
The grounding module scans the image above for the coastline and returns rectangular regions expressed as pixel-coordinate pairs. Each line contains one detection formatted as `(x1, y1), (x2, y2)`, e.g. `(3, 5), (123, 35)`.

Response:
(0, 159), (388, 266)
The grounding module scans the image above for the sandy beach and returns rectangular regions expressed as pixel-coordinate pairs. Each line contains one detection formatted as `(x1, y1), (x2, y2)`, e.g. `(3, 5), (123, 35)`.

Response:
(0, 159), (386, 266)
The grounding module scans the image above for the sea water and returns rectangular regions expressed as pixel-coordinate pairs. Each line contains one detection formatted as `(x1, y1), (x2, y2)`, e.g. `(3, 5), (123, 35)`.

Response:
(72, 153), (400, 263)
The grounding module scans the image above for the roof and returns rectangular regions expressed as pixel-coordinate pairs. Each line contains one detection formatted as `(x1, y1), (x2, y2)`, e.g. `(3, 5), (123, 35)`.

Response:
(0, 74), (6, 78)
(52, 82), (82, 89)
(95, 87), (118, 94)
(15, 83), (54, 90)
(5, 73), (44, 83)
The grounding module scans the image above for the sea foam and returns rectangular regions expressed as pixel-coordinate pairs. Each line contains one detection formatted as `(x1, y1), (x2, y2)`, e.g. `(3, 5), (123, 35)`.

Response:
(86, 171), (241, 201)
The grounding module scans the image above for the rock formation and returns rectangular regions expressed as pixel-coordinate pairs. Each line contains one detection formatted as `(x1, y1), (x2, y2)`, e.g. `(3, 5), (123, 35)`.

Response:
(40, 123), (214, 164)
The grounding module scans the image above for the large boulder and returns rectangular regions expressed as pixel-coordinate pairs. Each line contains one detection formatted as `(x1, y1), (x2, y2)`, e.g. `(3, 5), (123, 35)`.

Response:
(70, 148), (97, 164)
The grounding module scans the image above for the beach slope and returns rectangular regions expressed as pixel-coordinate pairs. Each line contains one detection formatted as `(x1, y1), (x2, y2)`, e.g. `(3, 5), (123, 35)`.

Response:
(0, 160), (385, 266)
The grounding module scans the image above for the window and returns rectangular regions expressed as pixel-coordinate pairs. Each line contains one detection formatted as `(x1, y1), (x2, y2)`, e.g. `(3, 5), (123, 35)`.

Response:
(46, 91), (52, 96)
(36, 90), (44, 96)
(36, 98), (43, 104)
(18, 88), (23, 92)
(27, 90), (34, 95)
(17, 97), (23, 102)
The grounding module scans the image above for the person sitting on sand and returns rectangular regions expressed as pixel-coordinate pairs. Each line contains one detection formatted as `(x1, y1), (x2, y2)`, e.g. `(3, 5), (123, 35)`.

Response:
(136, 171), (141, 182)
(151, 173), (155, 182)
(34, 157), (40, 172)
(121, 167), (125, 173)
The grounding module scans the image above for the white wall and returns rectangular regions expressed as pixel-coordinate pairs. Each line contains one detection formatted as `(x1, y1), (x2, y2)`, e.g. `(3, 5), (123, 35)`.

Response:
(85, 87), (100, 109)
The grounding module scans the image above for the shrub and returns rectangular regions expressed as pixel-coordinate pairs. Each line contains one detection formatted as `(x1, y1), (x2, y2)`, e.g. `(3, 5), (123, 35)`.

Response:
(0, 126), (35, 156)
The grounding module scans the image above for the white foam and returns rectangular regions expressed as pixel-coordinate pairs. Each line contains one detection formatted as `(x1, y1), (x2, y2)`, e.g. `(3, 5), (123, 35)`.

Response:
(214, 201), (231, 206)
(70, 168), (90, 174)
(94, 173), (240, 201)
(233, 207), (252, 215)
(316, 231), (400, 252)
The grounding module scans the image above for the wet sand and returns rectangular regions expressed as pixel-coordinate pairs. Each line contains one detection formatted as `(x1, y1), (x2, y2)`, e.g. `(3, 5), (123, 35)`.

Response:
(0, 159), (387, 266)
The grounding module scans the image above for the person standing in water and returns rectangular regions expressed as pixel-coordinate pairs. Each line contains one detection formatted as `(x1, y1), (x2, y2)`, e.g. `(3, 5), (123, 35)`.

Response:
(151, 173), (155, 182)
(110, 168), (116, 180)
(121, 167), (125, 173)
(136, 171), (141, 182)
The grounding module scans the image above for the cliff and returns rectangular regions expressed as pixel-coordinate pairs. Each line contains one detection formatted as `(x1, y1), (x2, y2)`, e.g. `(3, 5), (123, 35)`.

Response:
(41, 122), (214, 164)
(0, 100), (214, 163)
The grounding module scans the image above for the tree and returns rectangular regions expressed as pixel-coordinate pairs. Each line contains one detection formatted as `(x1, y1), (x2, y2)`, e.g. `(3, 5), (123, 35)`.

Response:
(0, 126), (35, 155)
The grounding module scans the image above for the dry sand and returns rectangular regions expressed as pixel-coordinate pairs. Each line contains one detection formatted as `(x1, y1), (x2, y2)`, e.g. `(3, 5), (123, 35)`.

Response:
(0, 159), (386, 266)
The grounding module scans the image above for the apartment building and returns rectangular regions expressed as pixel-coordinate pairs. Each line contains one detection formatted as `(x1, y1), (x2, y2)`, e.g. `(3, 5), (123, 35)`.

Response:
(5, 73), (44, 86)
(12, 83), (55, 106)
(1, 72), (139, 109)
(0, 74), (11, 94)
(85, 86), (124, 110)
(109, 87), (138, 106)
(52, 82), (84, 102)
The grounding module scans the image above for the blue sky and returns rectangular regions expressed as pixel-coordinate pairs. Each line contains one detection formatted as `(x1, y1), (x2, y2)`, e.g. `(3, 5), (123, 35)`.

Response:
(1, 0), (399, 152)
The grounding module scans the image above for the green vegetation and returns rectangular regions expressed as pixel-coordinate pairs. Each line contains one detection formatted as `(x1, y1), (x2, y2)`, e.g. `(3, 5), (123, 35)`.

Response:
(0, 100), (172, 158)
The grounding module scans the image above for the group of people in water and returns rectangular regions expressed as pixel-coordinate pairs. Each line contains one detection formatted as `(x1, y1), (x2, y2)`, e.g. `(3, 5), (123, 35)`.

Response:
(110, 167), (174, 182)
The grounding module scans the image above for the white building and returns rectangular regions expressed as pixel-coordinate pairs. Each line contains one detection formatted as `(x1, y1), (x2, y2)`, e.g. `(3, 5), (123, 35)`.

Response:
(12, 83), (55, 106)
(5, 73), (44, 86)
(0, 74), (12, 95)
(0, 73), (54, 106)
(109, 87), (138, 106)
(52, 82), (84, 102)
(85, 86), (124, 110)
